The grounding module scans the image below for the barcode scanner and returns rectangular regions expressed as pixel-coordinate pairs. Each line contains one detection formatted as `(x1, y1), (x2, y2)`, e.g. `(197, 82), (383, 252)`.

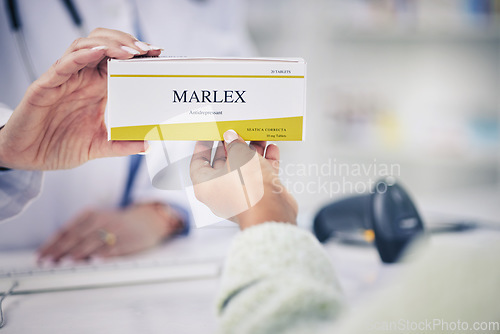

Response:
(313, 178), (425, 263)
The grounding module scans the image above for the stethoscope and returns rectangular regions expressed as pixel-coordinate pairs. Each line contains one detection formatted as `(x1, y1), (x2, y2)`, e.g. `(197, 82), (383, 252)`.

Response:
(5, 0), (87, 82)
(4, 0), (145, 207)
(3, 0), (198, 207)
(5, 0), (206, 82)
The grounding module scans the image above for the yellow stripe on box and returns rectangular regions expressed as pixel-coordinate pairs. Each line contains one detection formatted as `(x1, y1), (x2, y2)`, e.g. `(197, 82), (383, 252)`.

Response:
(110, 74), (304, 79)
(110, 116), (303, 141)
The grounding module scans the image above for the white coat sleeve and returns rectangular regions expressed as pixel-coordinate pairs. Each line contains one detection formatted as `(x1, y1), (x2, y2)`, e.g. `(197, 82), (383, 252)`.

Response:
(216, 222), (344, 334)
(0, 169), (42, 222)
(0, 103), (43, 222)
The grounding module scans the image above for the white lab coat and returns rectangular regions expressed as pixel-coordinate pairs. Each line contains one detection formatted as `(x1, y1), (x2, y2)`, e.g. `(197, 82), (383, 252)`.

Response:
(0, 0), (255, 250)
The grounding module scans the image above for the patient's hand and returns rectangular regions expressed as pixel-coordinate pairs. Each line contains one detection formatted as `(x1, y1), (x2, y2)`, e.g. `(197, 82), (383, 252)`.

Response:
(190, 130), (298, 230)
(37, 203), (183, 263)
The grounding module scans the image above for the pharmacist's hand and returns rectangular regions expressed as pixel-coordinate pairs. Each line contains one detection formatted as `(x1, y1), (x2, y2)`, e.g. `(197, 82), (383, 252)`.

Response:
(190, 130), (298, 230)
(0, 28), (162, 170)
(37, 203), (184, 263)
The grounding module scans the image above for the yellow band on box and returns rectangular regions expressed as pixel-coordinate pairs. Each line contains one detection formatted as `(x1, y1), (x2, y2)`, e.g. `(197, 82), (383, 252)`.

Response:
(110, 74), (305, 79)
(107, 57), (306, 141)
(110, 116), (303, 141)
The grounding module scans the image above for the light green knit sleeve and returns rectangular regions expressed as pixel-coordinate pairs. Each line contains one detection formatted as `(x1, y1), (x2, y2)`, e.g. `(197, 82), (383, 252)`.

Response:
(216, 222), (344, 334)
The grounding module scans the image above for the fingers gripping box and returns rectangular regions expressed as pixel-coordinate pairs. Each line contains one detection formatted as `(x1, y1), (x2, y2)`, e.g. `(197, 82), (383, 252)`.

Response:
(107, 57), (306, 141)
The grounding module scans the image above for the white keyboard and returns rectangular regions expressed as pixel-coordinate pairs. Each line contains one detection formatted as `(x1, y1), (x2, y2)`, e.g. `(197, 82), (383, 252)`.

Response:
(0, 257), (222, 294)
(0, 227), (237, 295)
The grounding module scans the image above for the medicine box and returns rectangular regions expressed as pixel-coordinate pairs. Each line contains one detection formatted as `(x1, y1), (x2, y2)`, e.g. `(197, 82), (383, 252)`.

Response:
(107, 57), (306, 141)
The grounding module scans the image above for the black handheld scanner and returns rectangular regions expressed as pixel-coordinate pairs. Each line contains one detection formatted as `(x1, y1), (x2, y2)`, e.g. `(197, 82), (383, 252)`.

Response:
(313, 179), (425, 263)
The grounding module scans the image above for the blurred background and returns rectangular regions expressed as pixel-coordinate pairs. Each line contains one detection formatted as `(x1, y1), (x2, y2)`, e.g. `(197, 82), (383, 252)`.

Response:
(245, 0), (500, 224)
(0, 3), (498, 332)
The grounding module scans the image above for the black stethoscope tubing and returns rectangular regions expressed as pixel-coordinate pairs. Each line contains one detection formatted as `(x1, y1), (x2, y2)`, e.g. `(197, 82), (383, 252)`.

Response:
(4, 0), (86, 81)
(6, 0), (83, 31)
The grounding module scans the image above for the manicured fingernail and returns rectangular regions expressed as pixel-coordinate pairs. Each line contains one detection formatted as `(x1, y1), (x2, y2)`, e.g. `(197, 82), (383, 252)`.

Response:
(148, 44), (163, 51)
(89, 256), (104, 264)
(39, 257), (54, 267)
(223, 130), (239, 144)
(121, 46), (140, 55)
(91, 46), (108, 51)
(138, 143), (151, 155)
(59, 256), (75, 265)
(134, 41), (151, 51)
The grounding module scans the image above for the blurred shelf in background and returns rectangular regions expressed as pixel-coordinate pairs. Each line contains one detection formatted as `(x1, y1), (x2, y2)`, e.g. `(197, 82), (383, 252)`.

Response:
(246, 0), (500, 209)
(248, 0), (500, 40)
(325, 0), (500, 42)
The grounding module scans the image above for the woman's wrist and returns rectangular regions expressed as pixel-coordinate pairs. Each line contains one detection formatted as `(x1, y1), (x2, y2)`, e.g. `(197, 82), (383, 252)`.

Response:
(237, 194), (297, 230)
